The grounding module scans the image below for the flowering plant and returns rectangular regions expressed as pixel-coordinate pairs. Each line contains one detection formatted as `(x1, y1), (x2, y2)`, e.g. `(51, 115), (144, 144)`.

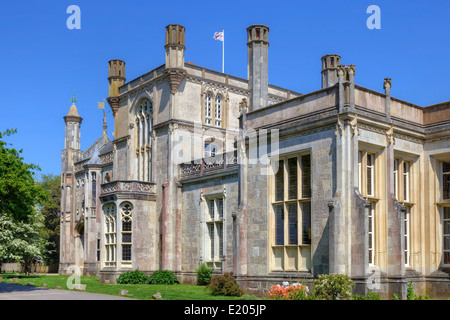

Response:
(268, 282), (309, 300)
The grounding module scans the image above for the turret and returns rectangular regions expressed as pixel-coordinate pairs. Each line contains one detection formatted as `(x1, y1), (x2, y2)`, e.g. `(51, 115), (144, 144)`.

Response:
(247, 24), (269, 111)
(165, 24), (185, 69)
(164, 24), (187, 95)
(63, 96), (82, 153)
(107, 59), (126, 117)
(321, 54), (341, 88)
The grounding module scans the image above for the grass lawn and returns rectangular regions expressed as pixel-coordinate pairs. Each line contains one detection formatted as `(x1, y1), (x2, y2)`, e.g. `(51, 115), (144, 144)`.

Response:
(0, 273), (258, 300)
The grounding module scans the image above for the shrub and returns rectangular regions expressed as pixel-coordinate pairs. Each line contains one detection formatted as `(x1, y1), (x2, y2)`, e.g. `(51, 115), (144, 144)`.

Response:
(206, 273), (244, 297)
(312, 274), (354, 300)
(116, 270), (149, 284)
(147, 270), (179, 285)
(352, 292), (381, 300)
(196, 263), (213, 285)
(406, 280), (430, 300)
(406, 280), (415, 300)
(268, 283), (310, 300)
(392, 293), (399, 300)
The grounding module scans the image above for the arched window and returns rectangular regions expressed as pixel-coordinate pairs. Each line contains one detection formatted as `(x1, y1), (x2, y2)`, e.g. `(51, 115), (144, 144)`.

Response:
(120, 203), (133, 262)
(103, 204), (117, 266)
(205, 93), (212, 125)
(203, 91), (226, 128)
(204, 143), (217, 158)
(215, 95), (222, 127)
(135, 99), (153, 182)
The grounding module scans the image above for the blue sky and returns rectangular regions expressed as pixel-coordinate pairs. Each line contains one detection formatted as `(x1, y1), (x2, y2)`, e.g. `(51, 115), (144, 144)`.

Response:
(0, 0), (449, 177)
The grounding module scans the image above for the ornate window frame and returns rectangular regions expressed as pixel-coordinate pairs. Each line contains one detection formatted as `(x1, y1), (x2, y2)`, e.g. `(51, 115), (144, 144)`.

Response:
(201, 87), (228, 128)
(120, 202), (133, 267)
(202, 194), (225, 271)
(134, 99), (153, 182)
(103, 203), (117, 267)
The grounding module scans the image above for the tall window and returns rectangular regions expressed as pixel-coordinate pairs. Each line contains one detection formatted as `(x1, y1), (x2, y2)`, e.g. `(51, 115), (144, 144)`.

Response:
(215, 95), (222, 127)
(404, 207), (410, 266)
(368, 203), (375, 265)
(104, 204), (116, 266)
(395, 156), (415, 266)
(135, 99), (152, 182)
(358, 148), (379, 266)
(394, 159), (399, 199)
(358, 151), (362, 192)
(121, 203), (133, 263)
(205, 198), (224, 270)
(443, 207), (450, 265)
(97, 239), (101, 262)
(205, 93), (212, 125)
(271, 153), (312, 272)
(443, 162), (450, 200)
(403, 161), (410, 202)
(367, 153), (375, 197)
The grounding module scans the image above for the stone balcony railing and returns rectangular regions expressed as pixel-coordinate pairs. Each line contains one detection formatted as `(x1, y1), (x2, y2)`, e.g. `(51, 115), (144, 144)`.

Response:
(100, 180), (156, 201)
(180, 151), (238, 179)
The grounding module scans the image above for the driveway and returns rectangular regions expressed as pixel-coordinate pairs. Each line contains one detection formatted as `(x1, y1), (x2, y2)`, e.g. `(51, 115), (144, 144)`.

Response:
(0, 283), (134, 300)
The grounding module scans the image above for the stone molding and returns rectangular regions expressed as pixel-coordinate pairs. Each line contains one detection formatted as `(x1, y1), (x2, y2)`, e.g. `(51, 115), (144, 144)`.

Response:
(163, 68), (187, 95)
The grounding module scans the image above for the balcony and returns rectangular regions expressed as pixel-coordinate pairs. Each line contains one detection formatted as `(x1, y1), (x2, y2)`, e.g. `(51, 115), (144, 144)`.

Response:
(180, 151), (238, 180)
(100, 180), (156, 202)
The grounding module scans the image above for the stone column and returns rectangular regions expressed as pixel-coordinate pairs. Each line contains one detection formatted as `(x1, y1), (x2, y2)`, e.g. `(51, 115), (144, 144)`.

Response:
(385, 126), (407, 299)
(234, 101), (248, 277)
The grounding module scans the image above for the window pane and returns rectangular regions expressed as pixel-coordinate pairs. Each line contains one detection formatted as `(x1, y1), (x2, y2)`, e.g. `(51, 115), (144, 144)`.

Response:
(301, 202), (311, 244)
(443, 236), (450, 250)
(444, 221), (450, 235)
(444, 252), (450, 264)
(218, 223), (223, 256)
(122, 244), (131, 261)
(301, 155), (311, 198)
(367, 154), (373, 196)
(358, 152), (362, 192)
(288, 158), (298, 200)
(122, 218), (132, 231)
(288, 203), (298, 245)
(404, 162), (409, 201)
(208, 200), (215, 220)
(274, 205), (284, 246)
(444, 207), (450, 220)
(122, 233), (132, 243)
(275, 160), (284, 201)
(394, 160), (398, 199)
(443, 162), (450, 173)
(444, 173), (450, 200)
(209, 224), (215, 259)
(217, 199), (223, 220)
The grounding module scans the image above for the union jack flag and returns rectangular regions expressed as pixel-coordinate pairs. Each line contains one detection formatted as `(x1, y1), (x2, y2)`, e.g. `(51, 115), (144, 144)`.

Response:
(213, 31), (224, 41)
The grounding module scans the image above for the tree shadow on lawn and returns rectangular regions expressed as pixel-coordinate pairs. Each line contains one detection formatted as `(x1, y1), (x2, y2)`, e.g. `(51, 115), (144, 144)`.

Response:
(0, 282), (48, 293)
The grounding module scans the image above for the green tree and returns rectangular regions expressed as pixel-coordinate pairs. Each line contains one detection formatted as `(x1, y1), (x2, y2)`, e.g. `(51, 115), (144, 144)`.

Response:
(0, 210), (48, 274)
(37, 174), (61, 264)
(0, 129), (46, 222)
(0, 129), (48, 272)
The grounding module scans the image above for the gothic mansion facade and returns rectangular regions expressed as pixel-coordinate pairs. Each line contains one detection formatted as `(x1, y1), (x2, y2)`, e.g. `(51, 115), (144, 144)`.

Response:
(60, 24), (450, 298)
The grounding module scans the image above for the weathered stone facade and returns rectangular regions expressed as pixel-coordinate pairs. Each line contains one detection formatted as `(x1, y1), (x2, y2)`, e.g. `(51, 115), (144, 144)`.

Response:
(60, 24), (450, 299)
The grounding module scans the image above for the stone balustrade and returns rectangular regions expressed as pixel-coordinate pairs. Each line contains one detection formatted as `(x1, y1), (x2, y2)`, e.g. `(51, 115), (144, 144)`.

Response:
(180, 151), (238, 179)
(100, 180), (156, 201)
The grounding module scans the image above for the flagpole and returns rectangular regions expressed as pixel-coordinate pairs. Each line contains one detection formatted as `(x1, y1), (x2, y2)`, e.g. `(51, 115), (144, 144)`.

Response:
(222, 28), (225, 73)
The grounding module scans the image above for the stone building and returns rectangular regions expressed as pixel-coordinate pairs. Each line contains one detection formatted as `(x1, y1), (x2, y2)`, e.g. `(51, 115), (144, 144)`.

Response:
(60, 24), (450, 299)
